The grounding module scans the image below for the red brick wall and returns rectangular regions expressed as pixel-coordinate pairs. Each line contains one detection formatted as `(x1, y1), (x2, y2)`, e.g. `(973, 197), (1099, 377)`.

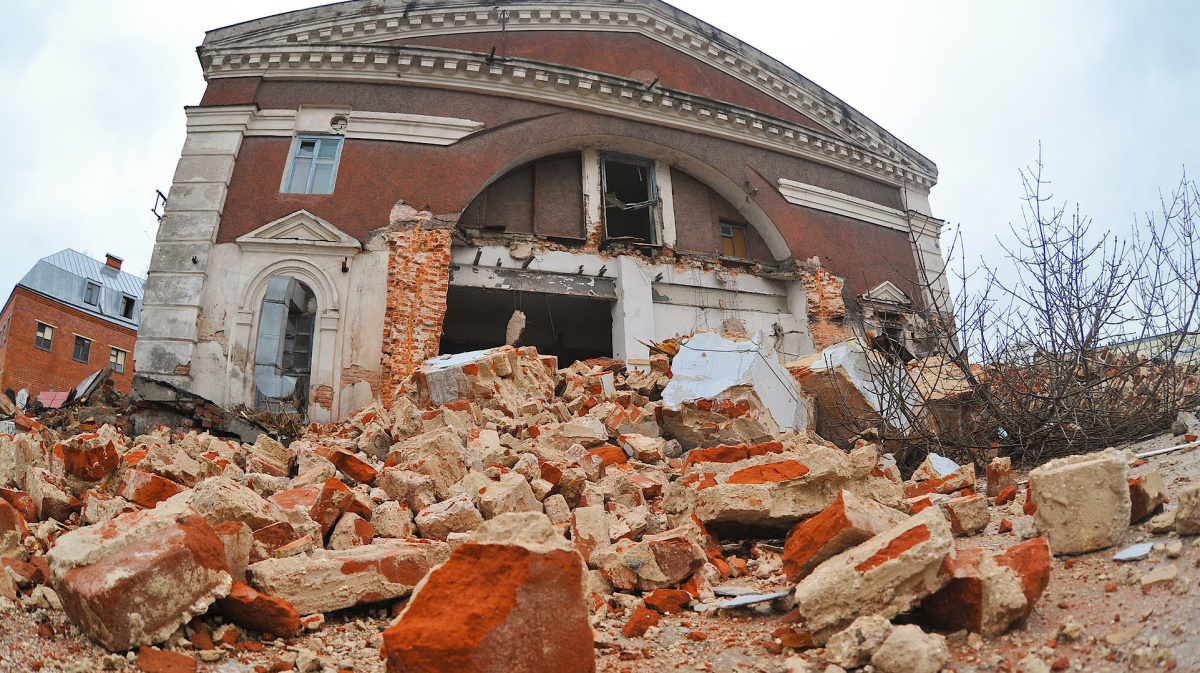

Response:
(799, 265), (850, 352)
(379, 227), (454, 408)
(0, 287), (137, 397)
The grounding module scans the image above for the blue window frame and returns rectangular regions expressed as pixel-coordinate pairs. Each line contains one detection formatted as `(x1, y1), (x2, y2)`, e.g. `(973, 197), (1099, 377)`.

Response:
(284, 135), (343, 194)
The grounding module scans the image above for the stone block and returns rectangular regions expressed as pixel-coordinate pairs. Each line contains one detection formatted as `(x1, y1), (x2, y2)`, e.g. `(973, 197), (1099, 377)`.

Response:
(80, 491), (137, 526)
(188, 476), (287, 532)
(869, 624), (948, 673)
(596, 525), (706, 591)
(415, 495), (484, 540)
(373, 501), (416, 539)
(29, 467), (77, 520)
(246, 541), (433, 615)
(53, 434), (120, 483)
(477, 472), (540, 519)
(790, 508), (953, 644)
(377, 468), (439, 513)
(47, 501), (232, 651)
(1128, 471), (1165, 523)
(824, 614), (893, 669)
(986, 456), (1016, 498)
(782, 490), (909, 581)
(1028, 449), (1129, 554)
(385, 427), (470, 500)
(1175, 483), (1200, 535)
(328, 512), (375, 549)
(139, 443), (203, 487)
(920, 538), (1051, 636)
(570, 505), (610, 569)
(946, 493), (989, 536)
(382, 513), (593, 673)
(211, 521), (252, 583)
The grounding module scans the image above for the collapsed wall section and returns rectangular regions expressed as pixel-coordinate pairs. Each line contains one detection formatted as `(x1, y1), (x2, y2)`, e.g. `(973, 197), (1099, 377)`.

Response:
(380, 228), (453, 408)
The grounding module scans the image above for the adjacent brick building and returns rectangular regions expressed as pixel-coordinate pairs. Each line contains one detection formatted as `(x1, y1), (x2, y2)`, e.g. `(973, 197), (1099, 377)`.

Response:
(137, 0), (951, 423)
(0, 250), (144, 398)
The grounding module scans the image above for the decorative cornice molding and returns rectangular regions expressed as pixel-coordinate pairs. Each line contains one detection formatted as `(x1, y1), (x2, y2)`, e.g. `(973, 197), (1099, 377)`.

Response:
(199, 2), (936, 186)
(202, 45), (934, 189)
(859, 280), (913, 308)
(183, 106), (481, 145)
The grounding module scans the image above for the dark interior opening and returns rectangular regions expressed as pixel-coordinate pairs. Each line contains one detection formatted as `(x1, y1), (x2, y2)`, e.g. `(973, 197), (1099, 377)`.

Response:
(603, 155), (657, 244)
(440, 286), (613, 363)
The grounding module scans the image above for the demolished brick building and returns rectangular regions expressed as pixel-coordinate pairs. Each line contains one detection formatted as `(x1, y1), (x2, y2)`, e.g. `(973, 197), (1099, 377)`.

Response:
(136, 0), (950, 424)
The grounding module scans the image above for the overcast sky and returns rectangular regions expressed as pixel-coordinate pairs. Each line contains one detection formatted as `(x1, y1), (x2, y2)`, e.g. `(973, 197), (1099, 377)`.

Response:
(1, 0), (1197, 304)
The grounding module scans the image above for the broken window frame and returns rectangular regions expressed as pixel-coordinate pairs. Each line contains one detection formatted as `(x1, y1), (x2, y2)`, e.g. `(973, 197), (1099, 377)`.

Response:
(119, 295), (135, 319)
(72, 335), (91, 363)
(600, 152), (660, 247)
(283, 135), (344, 195)
(253, 276), (317, 420)
(109, 347), (127, 374)
(719, 222), (749, 259)
(34, 322), (53, 351)
(83, 282), (100, 306)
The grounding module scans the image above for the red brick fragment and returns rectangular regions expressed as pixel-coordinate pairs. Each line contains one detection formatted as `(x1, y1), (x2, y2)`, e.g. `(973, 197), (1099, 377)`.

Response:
(0, 488), (37, 523)
(589, 445), (627, 466)
(643, 588), (691, 614)
(854, 525), (931, 573)
(783, 490), (909, 581)
(622, 606), (660, 638)
(329, 449), (378, 485)
(118, 469), (186, 509)
(996, 485), (1017, 505)
(218, 581), (301, 637)
(136, 647), (196, 673)
(726, 460), (809, 485)
(999, 518), (1013, 533)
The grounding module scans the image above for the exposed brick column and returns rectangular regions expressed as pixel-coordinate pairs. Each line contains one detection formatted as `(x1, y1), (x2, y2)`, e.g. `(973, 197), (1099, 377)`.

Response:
(800, 265), (848, 352)
(379, 227), (453, 408)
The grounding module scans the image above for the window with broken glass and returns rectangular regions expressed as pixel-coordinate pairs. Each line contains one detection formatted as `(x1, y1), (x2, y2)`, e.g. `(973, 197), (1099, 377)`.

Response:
(83, 282), (100, 306)
(34, 323), (53, 351)
(120, 295), (135, 319)
(601, 153), (659, 246)
(253, 276), (316, 419)
(284, 135), (343, 195)
(72, 335), (91, 363)
(110, 347), (127, 374)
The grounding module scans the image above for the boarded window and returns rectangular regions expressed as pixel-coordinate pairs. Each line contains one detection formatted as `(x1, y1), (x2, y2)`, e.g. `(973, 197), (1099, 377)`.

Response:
(461, 154), (585, 239)
(720, 223), (749, 258)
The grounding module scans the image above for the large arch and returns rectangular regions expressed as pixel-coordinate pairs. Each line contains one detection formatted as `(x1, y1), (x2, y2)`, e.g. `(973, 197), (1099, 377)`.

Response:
(461, 134), (793, 262)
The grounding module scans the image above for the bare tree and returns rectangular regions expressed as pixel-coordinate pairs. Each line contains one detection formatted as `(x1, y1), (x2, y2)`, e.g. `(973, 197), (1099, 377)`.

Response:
(814, 155), (1200, 470)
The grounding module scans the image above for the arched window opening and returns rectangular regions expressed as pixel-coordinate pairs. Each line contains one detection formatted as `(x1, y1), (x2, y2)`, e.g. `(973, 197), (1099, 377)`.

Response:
(254, 276), (316, 418)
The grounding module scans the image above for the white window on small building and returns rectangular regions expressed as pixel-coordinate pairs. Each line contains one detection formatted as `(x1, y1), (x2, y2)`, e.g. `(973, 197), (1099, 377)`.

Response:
(284, 136), (343, 195)
(73, 335), (91, 363)
(109, 347), (127, 374)
(35, 323), (53, 351)
(83, 282), (100, 306)
(601, 153), (659, 246)
(120, 295), (136, 319)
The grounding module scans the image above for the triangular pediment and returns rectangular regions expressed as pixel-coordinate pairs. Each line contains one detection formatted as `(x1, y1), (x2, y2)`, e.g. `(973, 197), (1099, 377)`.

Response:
(860, 280), (912, 307)
(237, 210), (361, 251)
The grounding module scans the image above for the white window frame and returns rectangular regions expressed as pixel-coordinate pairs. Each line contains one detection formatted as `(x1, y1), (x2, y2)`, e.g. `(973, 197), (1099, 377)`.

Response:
(109, 346), (128, 374)
(34, 322), (54, 351)
(282, 135), (344, 195)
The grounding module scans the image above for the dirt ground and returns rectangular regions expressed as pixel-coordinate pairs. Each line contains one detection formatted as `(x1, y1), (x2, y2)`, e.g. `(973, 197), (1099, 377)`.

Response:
(0, 431), (1195, 673)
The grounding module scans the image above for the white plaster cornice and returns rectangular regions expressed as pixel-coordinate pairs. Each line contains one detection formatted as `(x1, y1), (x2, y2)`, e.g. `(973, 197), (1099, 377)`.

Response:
(778, 177), (910, 231)
(192, 106), (482, 145)
(201, 46), (935, 189)
(198, 1), (937, 186)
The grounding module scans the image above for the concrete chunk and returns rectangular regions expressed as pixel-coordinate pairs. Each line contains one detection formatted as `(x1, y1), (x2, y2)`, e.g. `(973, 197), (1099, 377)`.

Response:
(477, 472), (540, 519)
(790, 508), (953, 644)
(382, 513), (592, 673)
(415, 495), (484, 541)
(783, 490), (909, 581)
(1028, 448), (1129, 554)
(245, 541), (434, 615)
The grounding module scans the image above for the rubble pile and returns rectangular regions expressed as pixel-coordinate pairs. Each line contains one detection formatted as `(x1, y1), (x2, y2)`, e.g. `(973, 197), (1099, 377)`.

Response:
(0, 334), (1196, 672)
